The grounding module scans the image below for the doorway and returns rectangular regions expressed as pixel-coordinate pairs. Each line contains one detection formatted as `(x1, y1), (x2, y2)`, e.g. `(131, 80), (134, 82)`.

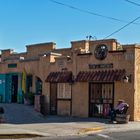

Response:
(89, 83), (114, 118)
(35, 77), (42, 95)
(11, 75), (18, 103)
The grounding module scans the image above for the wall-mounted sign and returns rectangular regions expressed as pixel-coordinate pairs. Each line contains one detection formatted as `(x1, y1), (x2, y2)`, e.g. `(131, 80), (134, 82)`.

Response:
(94, 44), (108, 60)
(58, 60), (65, 68)
(89, 63), (113, 69)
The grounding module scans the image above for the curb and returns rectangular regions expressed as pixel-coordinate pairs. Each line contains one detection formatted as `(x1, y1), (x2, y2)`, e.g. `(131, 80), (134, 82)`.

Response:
(0, 129), (51, 137)
(78, 127), (104, 135)
(0, 133), (43, 139)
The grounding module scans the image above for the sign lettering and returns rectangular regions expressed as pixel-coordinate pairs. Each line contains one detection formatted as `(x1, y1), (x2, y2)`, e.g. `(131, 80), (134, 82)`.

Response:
(89, 63), (113, 69)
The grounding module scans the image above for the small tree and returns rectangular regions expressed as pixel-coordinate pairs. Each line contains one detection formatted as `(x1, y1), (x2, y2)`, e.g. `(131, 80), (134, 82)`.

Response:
(28, 92), (35, 105)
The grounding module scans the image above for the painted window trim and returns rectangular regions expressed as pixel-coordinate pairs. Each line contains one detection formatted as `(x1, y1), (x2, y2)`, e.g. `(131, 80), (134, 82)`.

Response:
(8, 63), (17, 68)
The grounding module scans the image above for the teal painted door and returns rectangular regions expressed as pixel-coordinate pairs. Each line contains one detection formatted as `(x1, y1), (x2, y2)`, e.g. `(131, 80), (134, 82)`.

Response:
(17, 73), (23, 103)
(0, 74), (6, 102)
(0, 73), (23, 103)
(5, 74), (12, 103)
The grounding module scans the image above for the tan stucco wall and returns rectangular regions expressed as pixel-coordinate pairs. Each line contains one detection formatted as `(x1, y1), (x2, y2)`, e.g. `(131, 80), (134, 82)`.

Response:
(134, 47), (140, 121)
(26, 42), (56, 57)
(72, 83), (89, 117)
(113, 47), (135, 120)
(115, 82), (134, 120)
(0, 39), (139, 120)
(43, 82), (50, 114)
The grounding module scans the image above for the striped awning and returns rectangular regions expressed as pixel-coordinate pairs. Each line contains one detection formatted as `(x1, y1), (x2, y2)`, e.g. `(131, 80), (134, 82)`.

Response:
(76, 69), (125, 82)
(46, 71), (72, 83)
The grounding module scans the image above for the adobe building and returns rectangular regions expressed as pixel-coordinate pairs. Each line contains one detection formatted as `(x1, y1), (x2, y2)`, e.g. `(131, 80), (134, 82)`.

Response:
(0, 38), (140, 121)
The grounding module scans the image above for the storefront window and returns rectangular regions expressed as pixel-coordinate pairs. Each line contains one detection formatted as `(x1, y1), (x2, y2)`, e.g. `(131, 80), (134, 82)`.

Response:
(8, 63), (17, 68)
(57, 83), (71, 99)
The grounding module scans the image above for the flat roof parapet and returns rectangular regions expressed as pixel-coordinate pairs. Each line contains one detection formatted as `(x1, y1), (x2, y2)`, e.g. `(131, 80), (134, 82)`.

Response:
(39, 52), (62, 57)
(26, 42), (56, 48)
(1, 49), (14, 53)
(26, 42), (56, 55)
(71, 39), (117, 43)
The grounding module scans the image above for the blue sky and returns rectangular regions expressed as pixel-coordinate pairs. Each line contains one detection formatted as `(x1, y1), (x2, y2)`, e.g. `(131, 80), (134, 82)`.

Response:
(0, 0), (140, 52)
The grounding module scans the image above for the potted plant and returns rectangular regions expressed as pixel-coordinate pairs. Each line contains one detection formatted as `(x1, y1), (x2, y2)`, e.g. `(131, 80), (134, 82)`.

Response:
(28, 92), (35, 105)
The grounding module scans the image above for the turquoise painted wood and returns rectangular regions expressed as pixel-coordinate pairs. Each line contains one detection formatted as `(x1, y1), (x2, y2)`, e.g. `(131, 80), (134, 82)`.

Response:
(17, 73), (23, 103)
(5, 74), (12, 103)
(0, 73), (23, 103)
(0, 74), (6, 102)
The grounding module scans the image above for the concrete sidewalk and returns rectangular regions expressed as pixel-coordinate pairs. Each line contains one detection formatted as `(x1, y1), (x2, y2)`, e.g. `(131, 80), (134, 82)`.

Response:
(0, 116), (106, 137)
(1, 117), (140, 137)
(0, 103), (140, 138)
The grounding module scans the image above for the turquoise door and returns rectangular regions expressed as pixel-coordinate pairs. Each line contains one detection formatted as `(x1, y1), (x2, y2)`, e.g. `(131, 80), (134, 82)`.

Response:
(5, 74), (12, 103)
(5, 73), (23, 103)
(0, 73), (23, 103)
(17, 73), (23, 103)
(0, 74), (6, 103)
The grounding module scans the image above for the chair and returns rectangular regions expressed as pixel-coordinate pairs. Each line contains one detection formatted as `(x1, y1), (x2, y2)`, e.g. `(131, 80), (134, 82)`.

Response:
(115, 104), (130, 123)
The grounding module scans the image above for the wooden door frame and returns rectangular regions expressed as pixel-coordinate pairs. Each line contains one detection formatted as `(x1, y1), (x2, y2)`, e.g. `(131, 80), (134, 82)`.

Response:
(50, 83), (57, 115)
(49, 83), (72, 116)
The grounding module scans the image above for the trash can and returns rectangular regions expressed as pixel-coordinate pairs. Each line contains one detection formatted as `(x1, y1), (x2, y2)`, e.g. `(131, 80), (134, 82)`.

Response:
(34, 95), (41, 112)
(40, 95), (47, 116)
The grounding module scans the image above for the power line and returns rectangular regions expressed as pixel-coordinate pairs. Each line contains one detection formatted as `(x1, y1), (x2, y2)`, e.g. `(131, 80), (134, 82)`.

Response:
(124, 0), (140, 7)
(104, 16), (140, 39)
(48, 0), (140, 25)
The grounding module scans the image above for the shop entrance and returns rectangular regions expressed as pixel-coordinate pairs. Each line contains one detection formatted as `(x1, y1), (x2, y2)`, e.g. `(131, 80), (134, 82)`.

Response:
(35, 77), (42, 95)
(11, 75), (18, 103)
(3, 73), (22, 103)
(89, 83), (114, 118)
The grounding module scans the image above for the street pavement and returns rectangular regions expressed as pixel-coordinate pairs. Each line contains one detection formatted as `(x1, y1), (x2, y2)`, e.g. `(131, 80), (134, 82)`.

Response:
(37, 130), (140, 140)
(0, 103), (140, 139)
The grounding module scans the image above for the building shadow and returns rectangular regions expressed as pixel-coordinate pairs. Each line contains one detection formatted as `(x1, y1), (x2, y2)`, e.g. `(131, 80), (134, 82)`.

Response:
(3, 115), (110, 125)
(0, 103), (110, 125)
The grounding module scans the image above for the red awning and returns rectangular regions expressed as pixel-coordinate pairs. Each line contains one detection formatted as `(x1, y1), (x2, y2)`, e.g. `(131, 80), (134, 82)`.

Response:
(46, 71), (72, 83)
(76, 69), (125, 82)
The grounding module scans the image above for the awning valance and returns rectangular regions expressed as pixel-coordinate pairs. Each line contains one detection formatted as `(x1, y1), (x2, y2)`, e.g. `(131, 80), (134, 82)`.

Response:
(76, 69), (125, 82)
(46, 71), (72, 83)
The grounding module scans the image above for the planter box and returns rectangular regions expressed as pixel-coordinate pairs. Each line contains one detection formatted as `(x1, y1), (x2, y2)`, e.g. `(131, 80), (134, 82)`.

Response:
(34, 95), (41, 112)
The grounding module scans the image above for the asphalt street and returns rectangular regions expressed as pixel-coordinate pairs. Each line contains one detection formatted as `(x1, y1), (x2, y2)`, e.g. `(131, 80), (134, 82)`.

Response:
(35, 130), (140, 140)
